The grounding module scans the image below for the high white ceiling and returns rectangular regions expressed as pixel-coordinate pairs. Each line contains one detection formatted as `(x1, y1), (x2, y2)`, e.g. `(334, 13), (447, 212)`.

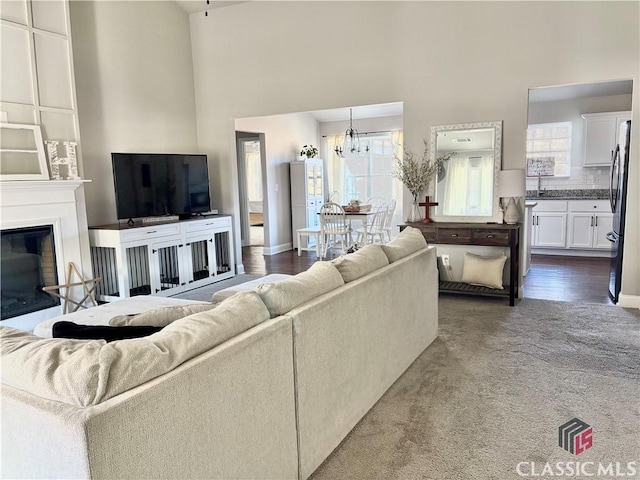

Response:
(175, 0), (246, 14)
(306, 102), (404, 123)
(529, 79), (633, 103)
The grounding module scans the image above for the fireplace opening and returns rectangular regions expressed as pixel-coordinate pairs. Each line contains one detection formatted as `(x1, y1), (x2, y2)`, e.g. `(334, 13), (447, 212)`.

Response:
(1, 225), (60, 320)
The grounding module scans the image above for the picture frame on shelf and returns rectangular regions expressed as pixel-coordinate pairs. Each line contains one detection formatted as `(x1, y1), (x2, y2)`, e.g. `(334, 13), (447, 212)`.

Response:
(0, 123), (49, 181)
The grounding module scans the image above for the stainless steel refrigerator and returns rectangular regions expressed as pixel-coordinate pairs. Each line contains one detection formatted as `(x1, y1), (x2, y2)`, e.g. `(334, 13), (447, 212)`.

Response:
(606, 120), (631, 303)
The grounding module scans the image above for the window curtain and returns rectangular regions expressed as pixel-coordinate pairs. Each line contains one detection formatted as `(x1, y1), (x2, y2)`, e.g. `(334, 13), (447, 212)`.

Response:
(442, 154), (493, 216)
(325, 134), (346, 204)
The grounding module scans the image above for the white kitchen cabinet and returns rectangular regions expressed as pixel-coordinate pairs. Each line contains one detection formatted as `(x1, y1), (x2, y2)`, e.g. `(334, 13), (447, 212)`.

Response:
(290, 158), (324, 248)
(89, 216), (235, 302)
(582, 111), (632, 166)
(532, 201), (567, 248)
(567, 200), (613, 250)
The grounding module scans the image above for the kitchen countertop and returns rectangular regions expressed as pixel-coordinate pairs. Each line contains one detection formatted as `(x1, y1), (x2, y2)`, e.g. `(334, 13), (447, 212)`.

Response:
(525, 189), (609, 200)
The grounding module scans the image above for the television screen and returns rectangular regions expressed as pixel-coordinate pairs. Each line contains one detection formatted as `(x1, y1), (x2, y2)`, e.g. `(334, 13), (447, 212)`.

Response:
(112, 153), (211, 220)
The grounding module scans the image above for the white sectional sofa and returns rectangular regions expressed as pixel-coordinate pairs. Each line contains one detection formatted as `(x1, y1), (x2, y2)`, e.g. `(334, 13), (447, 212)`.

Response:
(0, 227), (438, 479)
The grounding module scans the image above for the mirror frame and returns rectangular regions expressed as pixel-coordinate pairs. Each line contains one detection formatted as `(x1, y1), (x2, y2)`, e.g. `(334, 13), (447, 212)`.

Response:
(429, 120), (503, 224)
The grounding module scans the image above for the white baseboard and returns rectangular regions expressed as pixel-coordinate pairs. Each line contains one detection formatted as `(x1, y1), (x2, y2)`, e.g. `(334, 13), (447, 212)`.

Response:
(263, 242), (293, 256)
(618, 293), (640, 309)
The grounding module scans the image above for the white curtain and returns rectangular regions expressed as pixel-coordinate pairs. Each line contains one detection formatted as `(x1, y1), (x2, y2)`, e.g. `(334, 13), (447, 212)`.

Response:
(324, 134), (346, 204)
(442, 154), (493, 216)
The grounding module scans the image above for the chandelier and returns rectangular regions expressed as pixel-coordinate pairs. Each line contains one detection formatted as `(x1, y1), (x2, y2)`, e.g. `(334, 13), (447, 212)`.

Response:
(335, 108), (369, 158)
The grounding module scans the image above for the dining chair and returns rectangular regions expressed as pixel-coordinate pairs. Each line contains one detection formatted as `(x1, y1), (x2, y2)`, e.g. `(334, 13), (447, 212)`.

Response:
(382, 198), (397, 242)
(319, 202), (352, 258)
(355, 203), (388, 245)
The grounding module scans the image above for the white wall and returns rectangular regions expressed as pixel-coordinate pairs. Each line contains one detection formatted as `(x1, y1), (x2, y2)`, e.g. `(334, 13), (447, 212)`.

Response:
(235, 112), (319, 254)
(527, 93), (633, 192)
(70, 0), (199, 226)
(189, 1), (640, 304)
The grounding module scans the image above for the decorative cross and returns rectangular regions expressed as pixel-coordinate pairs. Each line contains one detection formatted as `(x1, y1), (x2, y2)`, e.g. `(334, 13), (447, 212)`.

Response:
(419, 196), (438, 224)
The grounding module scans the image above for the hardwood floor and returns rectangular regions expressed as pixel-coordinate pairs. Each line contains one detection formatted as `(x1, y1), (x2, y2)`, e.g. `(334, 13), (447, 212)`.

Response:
(524, 254), (613, 305)
(242, 247), (614, 305)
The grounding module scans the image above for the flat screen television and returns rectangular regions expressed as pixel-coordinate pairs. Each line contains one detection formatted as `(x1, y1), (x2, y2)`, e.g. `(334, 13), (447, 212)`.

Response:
(112, 153), (211, 221)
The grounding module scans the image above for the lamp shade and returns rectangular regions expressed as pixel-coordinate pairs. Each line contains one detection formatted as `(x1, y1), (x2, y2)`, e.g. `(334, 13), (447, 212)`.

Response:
(498, 169), (525, 198)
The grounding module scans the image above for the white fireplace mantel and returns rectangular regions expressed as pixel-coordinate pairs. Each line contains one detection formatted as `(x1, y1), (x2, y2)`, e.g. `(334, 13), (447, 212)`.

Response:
(1, 179), (93, 332)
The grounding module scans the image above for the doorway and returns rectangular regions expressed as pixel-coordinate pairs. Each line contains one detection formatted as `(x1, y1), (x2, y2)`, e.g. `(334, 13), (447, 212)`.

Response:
(236, 132), (265, 247)
(524, 79), (633, 305)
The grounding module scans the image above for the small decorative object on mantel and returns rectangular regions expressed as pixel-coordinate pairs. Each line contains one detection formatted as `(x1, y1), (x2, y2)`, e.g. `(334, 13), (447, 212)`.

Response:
(300, 144), (318, 159)
(45, 140), (80, 180)
(392, 140), (456, 222)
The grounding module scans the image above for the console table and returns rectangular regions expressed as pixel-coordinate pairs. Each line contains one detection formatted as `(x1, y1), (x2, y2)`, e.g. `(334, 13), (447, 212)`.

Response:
(401, 222), (520, 306)
(89, 216), (235, 302)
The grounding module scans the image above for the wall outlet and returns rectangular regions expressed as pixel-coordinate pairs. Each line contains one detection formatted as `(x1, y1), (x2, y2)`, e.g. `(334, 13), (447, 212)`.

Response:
(442, 254), (450, 267)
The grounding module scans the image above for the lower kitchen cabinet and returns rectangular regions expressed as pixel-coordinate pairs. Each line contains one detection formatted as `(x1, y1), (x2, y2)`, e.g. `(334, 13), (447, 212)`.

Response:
(531, 199), (612, 255)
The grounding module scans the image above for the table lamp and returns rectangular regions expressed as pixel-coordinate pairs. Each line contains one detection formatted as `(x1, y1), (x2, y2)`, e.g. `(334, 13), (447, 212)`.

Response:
(498, 169), (525, 224)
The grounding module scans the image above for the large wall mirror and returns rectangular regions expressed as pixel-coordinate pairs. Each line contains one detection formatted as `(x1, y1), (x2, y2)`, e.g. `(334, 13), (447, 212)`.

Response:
(430, 121), (502, 223)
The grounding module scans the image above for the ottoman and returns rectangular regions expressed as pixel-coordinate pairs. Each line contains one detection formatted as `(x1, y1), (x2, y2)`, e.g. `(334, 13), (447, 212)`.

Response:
(211, 274), (293, 303)
(33, 296), (209, 338)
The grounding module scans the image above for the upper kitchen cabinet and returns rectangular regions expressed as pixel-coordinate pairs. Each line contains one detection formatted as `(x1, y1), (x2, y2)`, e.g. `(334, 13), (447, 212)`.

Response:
(582, 111), (632, 167)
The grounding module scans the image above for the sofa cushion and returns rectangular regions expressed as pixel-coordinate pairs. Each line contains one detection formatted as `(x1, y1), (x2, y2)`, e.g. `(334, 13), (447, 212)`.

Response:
(381, 226), (427, 263)
(0, 292), (270, 407)
(52, 321), (162, 342)
(331, 244), (389, 283)
(109, 303), (217, 327)
(255, 261), (344, 317)
(461, 252), (507, 289)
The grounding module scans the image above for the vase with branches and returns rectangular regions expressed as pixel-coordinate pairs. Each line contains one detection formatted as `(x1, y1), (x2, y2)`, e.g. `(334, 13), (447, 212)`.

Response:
(392, 140), (456, 222)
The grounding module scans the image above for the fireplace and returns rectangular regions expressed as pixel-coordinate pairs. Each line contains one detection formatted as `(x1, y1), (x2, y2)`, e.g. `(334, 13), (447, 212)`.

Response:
(1, 225), (60, 320)
(0, 179), (92, 332)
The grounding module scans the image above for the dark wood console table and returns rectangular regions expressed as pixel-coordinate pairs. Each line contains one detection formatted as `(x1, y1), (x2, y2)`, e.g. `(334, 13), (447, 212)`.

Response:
(401, 222), (520, 306)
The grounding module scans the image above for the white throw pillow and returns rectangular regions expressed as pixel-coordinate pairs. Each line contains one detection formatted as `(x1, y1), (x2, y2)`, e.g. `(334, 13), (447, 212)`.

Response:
(109, 303), (217, 327)
(380, 226), (427, 263)
(461, 252), (507, 289)
(0, 292), (270, 407)
(331, 244), (389, 283)
(255, 261), (344, 317)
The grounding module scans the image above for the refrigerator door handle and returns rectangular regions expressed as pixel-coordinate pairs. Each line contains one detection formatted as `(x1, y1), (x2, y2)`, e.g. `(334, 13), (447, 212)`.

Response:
(605, 231), (617, 243)
(609, 146), (619, 212)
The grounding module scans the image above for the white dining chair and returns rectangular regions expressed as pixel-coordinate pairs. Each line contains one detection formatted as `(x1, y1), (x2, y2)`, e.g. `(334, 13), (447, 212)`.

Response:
(355, 203), (388, 245)
(382, 198), (397, 242)
(319, 202), (352, 258)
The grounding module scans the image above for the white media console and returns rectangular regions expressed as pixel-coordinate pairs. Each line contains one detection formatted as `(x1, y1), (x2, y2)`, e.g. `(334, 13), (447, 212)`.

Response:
(89, 215), (234, 302)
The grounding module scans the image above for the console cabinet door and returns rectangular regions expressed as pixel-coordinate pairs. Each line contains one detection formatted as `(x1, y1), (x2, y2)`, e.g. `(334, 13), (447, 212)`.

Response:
(533, 212), (566, 247)
(149, 238), (185, 295)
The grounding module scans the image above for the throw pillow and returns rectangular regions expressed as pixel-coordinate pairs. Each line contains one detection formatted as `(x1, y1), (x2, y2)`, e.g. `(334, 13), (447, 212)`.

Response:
(52, 321), (162, 342)
(461, 252), (507, 289)
(109, 303), (217, 327)
(331, 244), (389, 283)
(255, 261), (344, 317)
(380, 226), (427, 263)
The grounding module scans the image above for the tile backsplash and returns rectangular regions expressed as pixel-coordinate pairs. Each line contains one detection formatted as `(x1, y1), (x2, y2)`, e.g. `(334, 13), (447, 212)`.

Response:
(525, 165), (609, 191)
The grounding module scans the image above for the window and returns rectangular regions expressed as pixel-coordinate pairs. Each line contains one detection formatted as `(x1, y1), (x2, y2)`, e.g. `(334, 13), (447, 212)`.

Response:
(526, 122), (572, 177)
(343, 135), (400, 203)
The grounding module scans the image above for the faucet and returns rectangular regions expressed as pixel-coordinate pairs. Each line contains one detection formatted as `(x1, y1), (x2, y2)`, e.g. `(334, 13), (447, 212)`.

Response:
(536, 175), (546, 197)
